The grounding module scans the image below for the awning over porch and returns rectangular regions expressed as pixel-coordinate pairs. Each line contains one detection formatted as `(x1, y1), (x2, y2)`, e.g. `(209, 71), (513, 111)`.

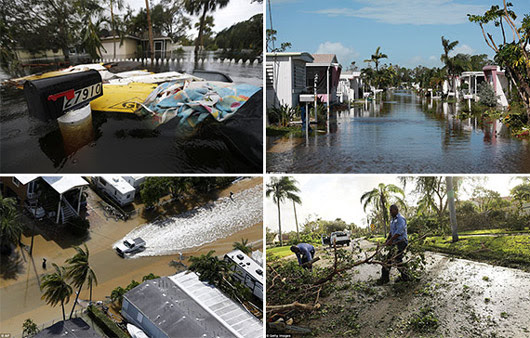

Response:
(41, 176), (89, 195)
(14, 175), (39, 185)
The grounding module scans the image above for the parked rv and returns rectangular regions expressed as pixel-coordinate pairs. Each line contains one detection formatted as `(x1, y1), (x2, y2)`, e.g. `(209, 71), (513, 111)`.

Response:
(224, 250), (263, 302)
(94, 176), (136, 206)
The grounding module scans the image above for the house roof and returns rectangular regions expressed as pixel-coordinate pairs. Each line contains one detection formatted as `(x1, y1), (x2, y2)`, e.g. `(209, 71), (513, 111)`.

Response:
(100, 176), (135, 195)
(101, 35), (140, 41)
(311, 54), (338, 64)
(266, 52), (314, 63)
(14, 175), (39, 185)
(123, 272), (262, 338)
(34, 318), (101, 338)
(41, 176), (89, 194)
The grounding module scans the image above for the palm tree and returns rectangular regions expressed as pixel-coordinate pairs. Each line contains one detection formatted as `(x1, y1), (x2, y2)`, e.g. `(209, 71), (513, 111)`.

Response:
(145, 0), (154, 61)
(266, 177), (301, 246)
(189, 250), (231, 287)
(65, 244), (97, 319)
(41, 264), (73, 321)
(0, 194), (23, 255)
(364, 46), (387, 72)
(108, 0), (124, 59)
(360, 183), (405, 237)
(446, 177), (459, 242)
(233, 238), (252, 255)
(183, 0), (229, 63)
(440, 36), (459, 92)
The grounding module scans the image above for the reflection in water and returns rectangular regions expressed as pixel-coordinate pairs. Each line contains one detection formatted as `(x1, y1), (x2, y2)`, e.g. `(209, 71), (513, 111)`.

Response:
(267, 90), (530, 173)
(0, 57), (262, 173)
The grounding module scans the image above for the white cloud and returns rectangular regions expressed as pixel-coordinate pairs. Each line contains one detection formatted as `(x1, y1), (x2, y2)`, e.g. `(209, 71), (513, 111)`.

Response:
(429, 55), (437, 61)
(450, 44), (475, 56)
(311, 0), (488, 25)
(315, 41), (359, 64)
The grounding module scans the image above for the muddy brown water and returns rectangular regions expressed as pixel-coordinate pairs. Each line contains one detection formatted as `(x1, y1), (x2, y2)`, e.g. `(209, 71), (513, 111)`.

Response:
(0, 59), (262, 173)
(267, 91), (530, 173)
(276, 239), (530, 337)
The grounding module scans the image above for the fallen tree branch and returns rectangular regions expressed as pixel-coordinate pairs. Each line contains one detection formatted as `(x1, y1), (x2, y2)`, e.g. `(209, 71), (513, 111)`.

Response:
(266, 301), (321, 312)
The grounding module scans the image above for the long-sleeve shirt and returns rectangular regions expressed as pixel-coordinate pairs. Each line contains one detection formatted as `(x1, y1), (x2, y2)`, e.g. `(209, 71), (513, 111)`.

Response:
(390, 213), (408, 244)
(295, 243), (315, 265)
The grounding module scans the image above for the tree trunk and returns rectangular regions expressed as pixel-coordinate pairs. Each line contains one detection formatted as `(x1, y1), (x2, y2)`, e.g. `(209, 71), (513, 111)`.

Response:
(111, 0), (116, 59)
(89, 284), (93, 306)
(195, 5), (208, 65)
(69, 283), (83, 319)
(145, 0), (154, 61)
(380, 193), (388, 237)
(446, 177), (459, 242)
(277, 197), (283, 246)
(61, 301), (65, 321)
(293, 200), (299, 242)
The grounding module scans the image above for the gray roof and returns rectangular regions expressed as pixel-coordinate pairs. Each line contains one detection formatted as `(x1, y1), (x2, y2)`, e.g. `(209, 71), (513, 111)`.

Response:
(124, 272), (262, 338)
(34, 318), (101, 338)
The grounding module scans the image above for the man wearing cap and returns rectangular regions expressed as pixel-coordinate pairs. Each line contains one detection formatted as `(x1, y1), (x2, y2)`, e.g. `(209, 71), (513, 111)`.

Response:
(379, 204), (410, 284)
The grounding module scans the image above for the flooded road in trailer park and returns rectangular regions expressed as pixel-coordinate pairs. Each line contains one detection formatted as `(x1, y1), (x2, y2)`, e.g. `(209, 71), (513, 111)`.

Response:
(0, 57), (262, 173)
(267, 90), (530, 173)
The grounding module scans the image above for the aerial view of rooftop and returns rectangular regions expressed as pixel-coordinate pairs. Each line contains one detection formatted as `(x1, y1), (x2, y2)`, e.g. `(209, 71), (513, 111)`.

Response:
(0, 0), (263, 173)
(0, 176), (263, 337)
(266, 0), (530, 173)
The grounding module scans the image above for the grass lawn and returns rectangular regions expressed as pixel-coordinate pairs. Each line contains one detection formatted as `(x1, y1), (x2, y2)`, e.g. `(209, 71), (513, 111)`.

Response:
(267, 246), (295, 259)
(422, 234), (530, 271)
(459, 227), (529, 235)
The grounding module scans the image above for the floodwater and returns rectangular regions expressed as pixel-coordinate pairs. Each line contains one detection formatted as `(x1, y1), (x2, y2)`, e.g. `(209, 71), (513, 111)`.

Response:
(0, 178), (263, 336)
(0, 58), (262, 173)
(267, 90), (530, 173)
(114, 184), (263, 257)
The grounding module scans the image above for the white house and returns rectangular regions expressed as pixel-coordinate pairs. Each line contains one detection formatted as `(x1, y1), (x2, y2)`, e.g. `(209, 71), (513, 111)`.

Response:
(266, 52), (314, 109)
(93, 176), (136, 206)
(338, 71), (363, 103)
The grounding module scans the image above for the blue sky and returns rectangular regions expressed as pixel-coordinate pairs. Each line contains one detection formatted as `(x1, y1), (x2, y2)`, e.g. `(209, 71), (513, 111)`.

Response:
(267, 0), (530, 68)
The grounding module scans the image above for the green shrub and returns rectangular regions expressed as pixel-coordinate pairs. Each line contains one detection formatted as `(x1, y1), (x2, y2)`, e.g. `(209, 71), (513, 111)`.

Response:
(268, 104), (300, 126)
(87, 305), (128, 338)
(478, 82), (497, 107)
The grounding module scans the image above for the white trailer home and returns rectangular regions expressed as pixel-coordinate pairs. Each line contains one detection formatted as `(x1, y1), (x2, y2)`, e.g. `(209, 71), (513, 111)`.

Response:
(94, 176), (136, 206)
(224, 250), (263, 302)
(266, 52), (314, 109)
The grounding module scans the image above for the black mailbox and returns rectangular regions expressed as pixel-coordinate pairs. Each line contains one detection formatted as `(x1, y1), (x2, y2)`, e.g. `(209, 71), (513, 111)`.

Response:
(23, 70), (103, 121)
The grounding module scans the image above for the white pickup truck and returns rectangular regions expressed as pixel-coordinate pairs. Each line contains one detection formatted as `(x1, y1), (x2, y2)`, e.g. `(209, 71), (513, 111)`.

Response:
(115, 238), (146, 257)
(329, 231), (351, 247)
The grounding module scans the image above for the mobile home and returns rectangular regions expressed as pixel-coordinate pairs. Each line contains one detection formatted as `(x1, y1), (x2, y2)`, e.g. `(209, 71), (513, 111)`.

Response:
(224, 250), (263, 302)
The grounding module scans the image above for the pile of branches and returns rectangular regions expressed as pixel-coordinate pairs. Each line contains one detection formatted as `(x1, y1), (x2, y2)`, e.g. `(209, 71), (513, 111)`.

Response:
(266, 237), (427, 316)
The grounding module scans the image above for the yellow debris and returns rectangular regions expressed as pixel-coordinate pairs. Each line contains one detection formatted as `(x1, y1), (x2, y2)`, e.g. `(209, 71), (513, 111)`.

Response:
(90, 83), (158, 113)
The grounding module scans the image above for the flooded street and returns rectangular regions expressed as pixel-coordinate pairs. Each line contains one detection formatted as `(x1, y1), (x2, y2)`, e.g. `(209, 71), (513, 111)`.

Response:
(299, 239), (530, 337)
(267, 91), (530, 173)
(0, 58), (262, 173)
(115, 184), (263, 257)
(0, 178), (263, 335)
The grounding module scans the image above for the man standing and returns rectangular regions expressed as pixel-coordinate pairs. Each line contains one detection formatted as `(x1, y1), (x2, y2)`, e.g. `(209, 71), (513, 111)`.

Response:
(290, 243), (315, 269)
(379, 204), (410, 284)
